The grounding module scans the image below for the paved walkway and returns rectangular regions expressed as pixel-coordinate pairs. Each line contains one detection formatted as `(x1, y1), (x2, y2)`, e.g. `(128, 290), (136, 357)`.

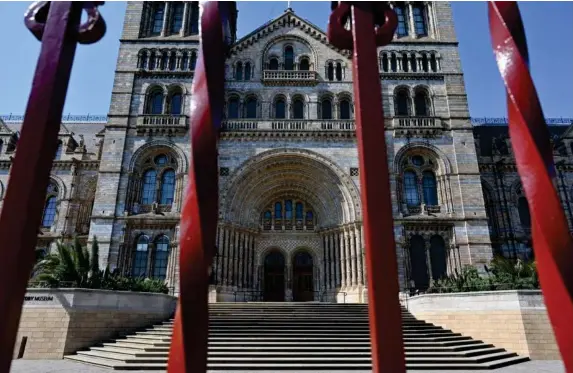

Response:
(10, 360), (565, 373)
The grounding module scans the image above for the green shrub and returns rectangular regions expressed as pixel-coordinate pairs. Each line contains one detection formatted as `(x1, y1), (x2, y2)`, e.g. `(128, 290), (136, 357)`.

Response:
(30, 237), (168, 294)
(426, 256), (539, 294)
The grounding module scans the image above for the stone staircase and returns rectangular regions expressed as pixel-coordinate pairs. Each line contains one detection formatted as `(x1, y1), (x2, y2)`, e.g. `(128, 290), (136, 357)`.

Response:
(65, 303), (529, 370)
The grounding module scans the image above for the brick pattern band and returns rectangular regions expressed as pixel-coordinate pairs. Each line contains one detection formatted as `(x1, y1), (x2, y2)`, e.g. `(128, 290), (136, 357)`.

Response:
(489, 3), (573, 371)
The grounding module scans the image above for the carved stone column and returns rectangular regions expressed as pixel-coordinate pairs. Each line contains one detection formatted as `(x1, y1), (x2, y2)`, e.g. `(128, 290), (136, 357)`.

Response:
(237, 232), (244, 289)
(216, 226), (224, 285)
(350, 228), (357, 286)
(180, 2), (189, 37)
(160, 2), (170, 37)
(233, 229), (240, 287)
(344, 228), (352, 287)
(407, 3), (416, 37)
(361, 225), (367, 286)
(339, 229), (347, 288)
(333, 232), (340, 287)
(425, 239), (433, 286)
(222, 228), (230, 286)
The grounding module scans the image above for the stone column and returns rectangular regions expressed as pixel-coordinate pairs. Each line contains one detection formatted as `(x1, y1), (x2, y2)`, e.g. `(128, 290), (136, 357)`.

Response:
(233, 229), (240, 287)
(333, 232), (340, 287)
(407, 3), (416, 37)
(344, 228), (352, 287)
(223, 228), (230, 286)
(216, 226), (224, 285)
(350, 228), (357, 286)
(160, 2), (170, 37)
(237, 232), (244, 289)
(328, 233), (335, 289)
(355, 226), (363, 286)
(180, 2), (189, 37)
(426, 2), (435, 38)
(425, 239), (433, 285)
(339, 230), (347, 288)
(361, 225), (366, 285)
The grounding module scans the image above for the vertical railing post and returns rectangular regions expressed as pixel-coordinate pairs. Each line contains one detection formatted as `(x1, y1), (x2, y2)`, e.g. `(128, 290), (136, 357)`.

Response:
(327, 2), (405, 372)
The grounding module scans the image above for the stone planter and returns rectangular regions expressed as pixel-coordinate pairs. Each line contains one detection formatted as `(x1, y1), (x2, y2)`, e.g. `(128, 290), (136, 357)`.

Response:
(404, 290), (559, 360)
(14, 288), (177, 359)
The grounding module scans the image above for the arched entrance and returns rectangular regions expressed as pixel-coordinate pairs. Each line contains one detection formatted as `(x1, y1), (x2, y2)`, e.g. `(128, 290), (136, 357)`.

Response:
(409, 235), (429, 290)
(292, 251), (314, 301)
(263, 251), (285, 301)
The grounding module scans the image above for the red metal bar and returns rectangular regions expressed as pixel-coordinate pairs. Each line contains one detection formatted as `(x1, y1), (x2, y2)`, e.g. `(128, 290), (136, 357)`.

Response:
(489, 3), (573, 372)
(328, 3), (405, 372)
(167, 2), (235, 372)
(0, 3), (86, 372)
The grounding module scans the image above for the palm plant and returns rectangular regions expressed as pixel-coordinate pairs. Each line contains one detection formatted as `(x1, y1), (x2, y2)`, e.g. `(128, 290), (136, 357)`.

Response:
(33, 236), (101, 288)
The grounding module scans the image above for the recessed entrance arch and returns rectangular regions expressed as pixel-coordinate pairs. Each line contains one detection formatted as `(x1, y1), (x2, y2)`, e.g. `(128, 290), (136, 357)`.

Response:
(263, 250), (285, 301)
(292, 250), (314, 301)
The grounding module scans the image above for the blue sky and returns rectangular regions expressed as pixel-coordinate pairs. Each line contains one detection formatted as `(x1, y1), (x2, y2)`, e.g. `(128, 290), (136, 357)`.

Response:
(0, 1), (571, 118)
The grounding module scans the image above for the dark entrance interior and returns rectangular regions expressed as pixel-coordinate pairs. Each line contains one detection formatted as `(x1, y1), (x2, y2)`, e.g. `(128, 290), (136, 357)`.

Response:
(292, 251), (314, 302)
(263, 251), (285, 301)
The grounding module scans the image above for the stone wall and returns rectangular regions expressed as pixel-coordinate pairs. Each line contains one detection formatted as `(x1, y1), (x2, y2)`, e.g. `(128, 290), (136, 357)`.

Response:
(404, 290), (559, 360)
(13, 289), (176, 359)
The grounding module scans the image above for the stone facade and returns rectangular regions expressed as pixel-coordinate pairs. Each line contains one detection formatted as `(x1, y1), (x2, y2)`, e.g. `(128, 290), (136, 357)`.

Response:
(1, 2), (572, 302)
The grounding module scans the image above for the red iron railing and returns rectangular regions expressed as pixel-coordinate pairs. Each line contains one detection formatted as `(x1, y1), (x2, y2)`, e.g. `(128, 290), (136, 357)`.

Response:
(0, 2), (571, 373)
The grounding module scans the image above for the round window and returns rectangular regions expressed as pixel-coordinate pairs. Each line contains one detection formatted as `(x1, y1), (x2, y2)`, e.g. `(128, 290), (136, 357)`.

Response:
(411, 155), (424, 166)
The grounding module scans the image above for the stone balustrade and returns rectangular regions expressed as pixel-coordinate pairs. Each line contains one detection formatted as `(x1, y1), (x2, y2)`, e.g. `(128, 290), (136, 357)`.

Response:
(137, 115), (188, 127)
(393, 116), (442, 128)
(261, 70), (319, 85)
(221, 119), (355, 132)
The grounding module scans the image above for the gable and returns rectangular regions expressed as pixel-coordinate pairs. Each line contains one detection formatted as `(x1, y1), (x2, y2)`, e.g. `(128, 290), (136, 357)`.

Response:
(230, 10), (351, 59)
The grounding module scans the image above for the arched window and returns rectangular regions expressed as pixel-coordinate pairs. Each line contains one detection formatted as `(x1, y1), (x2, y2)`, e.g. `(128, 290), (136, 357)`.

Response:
(245, 97), (257, 118)
(518, 196), (531, 228)
(170, 2), (184, 34)
(409, 235), (429, 290)
(139, 51), (148, 69)
(160, 169), (175, 205)
(412, 4), (428, 36)
(235, 62), (243, 80)
(244, 62), (251, 80)
(403, 171), (419, 206)
(299, 58), (309, 71)
(275, 98), (286, 119)
(340, 100), (351, 120)
(132, 236), (149, 277)
(148, 52), (156, 70)
(275, 202), (282, 219)
(0, 140), (3, 154)
(284, 46), (294, 70)
(169, 92), (182, 115)
(414, 90), (430, 116)
(430, 53), (437, 72)
(402, 53), (410, 72)
(335, 63), (343, 81)
(189, 2), (199, 34)
(395, 90), (410, 116)
(293, 98), (304, 119)
(381, 55), (388, 72)
(153, 235), (170, 280)
(422, 171), (438, 205)
(160, 52), (168, 70)
(305, 211), (314, 225)
(269, 58), (279, 70)
(141, 169), (157, 204)
(168, 52), (177, 71)
(321, 99), (332, 120)
(285, 200), (293, 219)
(410, 53), (417, 72)
(395, 4), (409, 37)
(327, 62), (334, 81)
(429, 235), (447, 280)
(190, 51), (197, 70)
(151, 3), (165, 35)
(41, 196), (57, 228)
(390, 54), (397, 72)
(228, 97), (240, 119)
(181, 52), (189, 70)
(54, 141), (63, 160)
(147, 89), (164, 114)
(295, 202), (303, 219)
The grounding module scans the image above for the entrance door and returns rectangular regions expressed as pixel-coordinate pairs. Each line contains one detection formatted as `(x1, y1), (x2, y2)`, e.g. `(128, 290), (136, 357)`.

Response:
(292, 251), (314, 302)
(263, 251), (285, 301)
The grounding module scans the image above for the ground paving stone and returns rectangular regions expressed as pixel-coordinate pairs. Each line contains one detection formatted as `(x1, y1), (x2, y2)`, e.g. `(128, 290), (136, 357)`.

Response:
(10, 359), (566, 373)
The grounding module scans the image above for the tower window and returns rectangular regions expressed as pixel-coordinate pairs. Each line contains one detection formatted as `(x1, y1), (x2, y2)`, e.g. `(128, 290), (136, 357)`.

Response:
(170, 2), (184, 34)
(151, 3), (165, 35)
(395, 5), (409, 37)
(335, 63), (343, 81)
(413, 5), (428, 37)
(284, 46), (294, 70)
(299, 58), (310, 71)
